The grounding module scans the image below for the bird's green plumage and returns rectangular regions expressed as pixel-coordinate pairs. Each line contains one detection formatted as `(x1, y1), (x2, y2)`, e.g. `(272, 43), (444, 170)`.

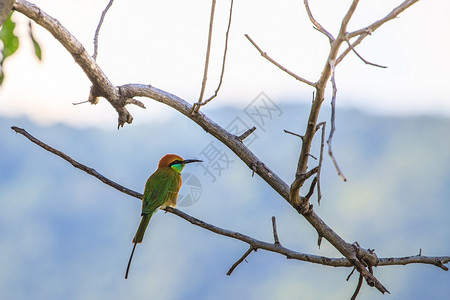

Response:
(125, 154), (202, 279)
(133, 167), (181, 243)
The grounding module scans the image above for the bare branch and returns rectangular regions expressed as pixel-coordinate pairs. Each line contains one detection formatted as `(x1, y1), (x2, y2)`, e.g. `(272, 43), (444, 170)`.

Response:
(271, 216), (280, 245)
(304, 177), (317, 200)
(236, 126), (256, 142)
(303, 0), (334, 42)
(345, 37), (387, 68)
(351, 274), (364, 300)
(378, 256), (449, 271)
(284, 129), (304, 140)
(337, 0), (359, 39)
(193, 0), (217, 114)
(337, 0), (420, 65)
(92, 0), (114, 60)
(245, 34), (316, 87)
(289, 0), (360, 206)
(227, 246), (255, 276)
(347, 0), (420, 39)
(316, 122), (325, 204)
(14, 0), (141, 128)
(8, 125), (349, 268)
(347, 267), (356, 281)
(193, 0), (234, 113)
(10, 126), (141, 199)
(327, 59), (347, 181)
(117, 83), (449, 295)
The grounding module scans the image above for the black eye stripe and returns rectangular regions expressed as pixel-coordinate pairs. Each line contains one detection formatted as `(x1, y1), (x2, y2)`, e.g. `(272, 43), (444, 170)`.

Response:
(169, 160), (183, 166)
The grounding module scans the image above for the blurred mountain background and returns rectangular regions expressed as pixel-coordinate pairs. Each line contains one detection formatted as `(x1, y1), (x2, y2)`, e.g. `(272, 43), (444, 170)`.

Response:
(0, 102), (449, 300)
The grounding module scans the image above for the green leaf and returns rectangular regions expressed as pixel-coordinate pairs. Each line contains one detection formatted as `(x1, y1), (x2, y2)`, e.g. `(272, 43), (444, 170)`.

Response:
(28, 21), (42, 61)
(0, 12), (19, 60)
(0, 12), (19, 86)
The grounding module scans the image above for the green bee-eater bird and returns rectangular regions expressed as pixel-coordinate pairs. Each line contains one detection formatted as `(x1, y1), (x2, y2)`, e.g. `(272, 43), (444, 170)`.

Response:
(125, 154), (202, 279)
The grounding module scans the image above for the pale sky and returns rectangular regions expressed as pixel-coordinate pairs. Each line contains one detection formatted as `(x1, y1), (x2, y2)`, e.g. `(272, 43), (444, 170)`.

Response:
(1, 0), (449, 128)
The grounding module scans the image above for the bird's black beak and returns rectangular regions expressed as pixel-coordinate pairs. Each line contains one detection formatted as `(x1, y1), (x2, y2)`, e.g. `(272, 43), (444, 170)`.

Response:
(182, 159), (203, 164)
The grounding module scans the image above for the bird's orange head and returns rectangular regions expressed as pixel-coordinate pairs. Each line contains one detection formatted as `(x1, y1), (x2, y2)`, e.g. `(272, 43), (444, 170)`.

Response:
(158, 154), (202, 174)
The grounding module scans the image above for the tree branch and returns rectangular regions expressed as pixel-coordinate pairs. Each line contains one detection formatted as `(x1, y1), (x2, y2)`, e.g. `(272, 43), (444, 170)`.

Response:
(192, 0), (234, 113)
(14, 0), (144, 128)
(337, 0), (420, 65)
(12, 125), (449, 276)
(13, 0), (443, 296)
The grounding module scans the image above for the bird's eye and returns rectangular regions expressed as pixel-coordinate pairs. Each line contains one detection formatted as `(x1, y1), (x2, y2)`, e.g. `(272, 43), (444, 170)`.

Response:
(170, 160), (182, 166)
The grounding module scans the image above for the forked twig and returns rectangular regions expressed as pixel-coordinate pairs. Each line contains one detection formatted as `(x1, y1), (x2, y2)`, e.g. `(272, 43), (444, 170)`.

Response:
(303, 0), (334, 42)
(196, 0), (216, 110)
(192, 0), (234, 113)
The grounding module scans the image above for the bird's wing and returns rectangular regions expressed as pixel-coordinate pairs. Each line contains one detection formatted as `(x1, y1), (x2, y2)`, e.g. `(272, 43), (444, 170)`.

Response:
(141, 169), (180, 215)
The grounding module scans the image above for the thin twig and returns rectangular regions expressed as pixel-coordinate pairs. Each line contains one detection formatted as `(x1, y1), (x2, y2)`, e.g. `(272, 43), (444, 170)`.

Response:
(345, 37), (387, 68)
(14, 0), (137, 128)
(196, 0), (234, 111)
(351, 274), (364, 300)
(316, 122), (325, 204)
(337, 0), (420, 65)
(92, 0), (114, 60)
(308, 153), (317, 160)
(271, 216), (280, 245)
(192, 0), (216, 114)
(284, 129), (304, 140)
(245, 34), (316, 87)
(237, 126), (256, 142)
(227, 246), (255, 275)
(327, 59), (347, 182)
(305, 177), (317, 200)
(10, 126), (141, 199)
(303, 0), (334, 42)
(72, 100), (90, 105)
(347, 267), (356, 281)
(347, 0), (420, 39)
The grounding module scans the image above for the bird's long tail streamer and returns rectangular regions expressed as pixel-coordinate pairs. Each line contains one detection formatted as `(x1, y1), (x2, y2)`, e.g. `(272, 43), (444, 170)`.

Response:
(125, 243), (137, 279)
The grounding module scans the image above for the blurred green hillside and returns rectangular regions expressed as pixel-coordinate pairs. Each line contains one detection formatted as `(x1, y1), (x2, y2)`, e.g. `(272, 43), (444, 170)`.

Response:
(0, 103), (449, 300)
